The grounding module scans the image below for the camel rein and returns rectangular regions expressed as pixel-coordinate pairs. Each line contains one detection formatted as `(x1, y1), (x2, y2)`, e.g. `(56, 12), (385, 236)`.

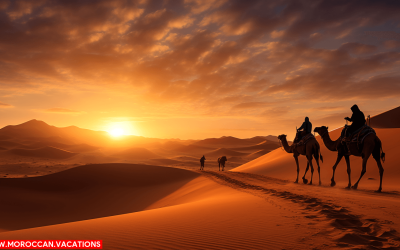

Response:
(278, 138), (285, 151)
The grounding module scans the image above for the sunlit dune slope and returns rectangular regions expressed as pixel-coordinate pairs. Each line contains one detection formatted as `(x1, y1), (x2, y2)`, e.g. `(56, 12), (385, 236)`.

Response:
(232, 140), (280, 151)
(0, 163), (199, 231)
(0, 174), (311, 250)
(234, 126), (400, 191)
(246, 149), (271, 159)
(8, 146), (77, 159)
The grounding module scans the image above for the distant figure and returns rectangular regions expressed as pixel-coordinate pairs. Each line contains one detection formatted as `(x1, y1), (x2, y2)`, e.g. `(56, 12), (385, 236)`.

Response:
(200, 155), (206, 170)
(296, 117), (312, 142)
(345, 104), (366, 136)
(218, 156), (227, 171)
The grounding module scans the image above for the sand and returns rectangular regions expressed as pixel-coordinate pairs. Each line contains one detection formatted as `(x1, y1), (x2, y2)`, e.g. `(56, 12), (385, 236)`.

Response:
(0, 168), (318, 249)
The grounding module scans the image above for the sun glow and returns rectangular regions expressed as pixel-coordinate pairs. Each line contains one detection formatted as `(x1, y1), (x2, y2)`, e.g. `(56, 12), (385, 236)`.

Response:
(106, 121), (136, 138)
(109, 127), (125, 137)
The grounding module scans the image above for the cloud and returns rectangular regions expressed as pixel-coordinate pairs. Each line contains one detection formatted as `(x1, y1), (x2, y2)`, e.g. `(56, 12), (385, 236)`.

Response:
(339, 42), (377, 55)
(0, 0), (400, 138)
(0, 101), (13, 108)
(44, 108), (84, 114)
(232, 102), (270, 110)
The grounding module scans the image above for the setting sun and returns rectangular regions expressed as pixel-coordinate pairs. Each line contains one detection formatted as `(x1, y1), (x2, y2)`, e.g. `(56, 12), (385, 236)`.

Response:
(108, 127), (125, 137)
(105, 121), (137, 138)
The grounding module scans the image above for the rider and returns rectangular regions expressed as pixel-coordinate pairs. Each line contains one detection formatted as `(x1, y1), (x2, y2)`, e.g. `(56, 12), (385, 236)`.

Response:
(344, 104), (366, 136)
(200, 155), (206, 170)
(296, 117), (312, 141)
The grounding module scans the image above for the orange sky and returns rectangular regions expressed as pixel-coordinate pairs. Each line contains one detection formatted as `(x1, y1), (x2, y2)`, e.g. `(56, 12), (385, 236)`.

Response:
(1, 0), (400, 139)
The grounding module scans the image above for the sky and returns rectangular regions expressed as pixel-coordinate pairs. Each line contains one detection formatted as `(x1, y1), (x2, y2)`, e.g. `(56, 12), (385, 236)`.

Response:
(0, 0), (400, 140)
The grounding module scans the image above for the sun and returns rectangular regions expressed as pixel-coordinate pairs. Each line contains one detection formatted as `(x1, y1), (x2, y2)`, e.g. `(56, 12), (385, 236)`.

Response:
(109, 127), (125, 137)
(106, 121), (137, 138)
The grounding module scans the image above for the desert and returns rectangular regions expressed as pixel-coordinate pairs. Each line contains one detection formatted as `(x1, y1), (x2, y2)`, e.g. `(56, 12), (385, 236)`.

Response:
(0, 106), (399, 249)
(1, 1), (400, 249)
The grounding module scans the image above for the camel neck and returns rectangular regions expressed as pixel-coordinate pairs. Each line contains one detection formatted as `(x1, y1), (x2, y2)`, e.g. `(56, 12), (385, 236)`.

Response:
(280, 137), (293, 153)
(320, 130), (339, 151)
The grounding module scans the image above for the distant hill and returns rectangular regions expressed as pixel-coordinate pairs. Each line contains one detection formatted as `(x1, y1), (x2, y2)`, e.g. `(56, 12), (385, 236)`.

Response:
(231, 140), (280, 151)
(206, 148), (248, 157)
(8, 147), (77, 159)
(0, 140), (25, 148)
(112, 147), (159, 160)
(0, 120), (106, 145)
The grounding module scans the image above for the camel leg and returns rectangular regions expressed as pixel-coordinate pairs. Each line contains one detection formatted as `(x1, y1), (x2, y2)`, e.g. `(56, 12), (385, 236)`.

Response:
(307, 155), (314, 185)
(344, 155), (351, 189)
(315, 153), (322, 186)
(373, 148), (384, 193)
(331, 154), (343, 187)
(294, 155), (300, 183)
(352, 151), (372, 190)
(302, 162), (310, 184)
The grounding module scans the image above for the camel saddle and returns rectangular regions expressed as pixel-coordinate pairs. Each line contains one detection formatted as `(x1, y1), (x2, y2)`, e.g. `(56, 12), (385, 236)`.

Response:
(293, 133), (315, 147)
(340, 125), (375, 154)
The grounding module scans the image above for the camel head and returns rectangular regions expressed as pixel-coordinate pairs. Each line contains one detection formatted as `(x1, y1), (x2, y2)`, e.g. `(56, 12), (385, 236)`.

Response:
(314, 126), (328, 135)
(277, 134), (287, 141)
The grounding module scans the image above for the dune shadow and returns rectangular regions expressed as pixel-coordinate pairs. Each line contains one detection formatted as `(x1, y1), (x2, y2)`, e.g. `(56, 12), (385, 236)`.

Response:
(0, 163), (199, 231)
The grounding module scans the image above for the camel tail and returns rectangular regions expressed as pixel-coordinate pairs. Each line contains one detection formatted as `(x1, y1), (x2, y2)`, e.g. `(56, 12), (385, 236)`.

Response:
(381, 146), (385, 163)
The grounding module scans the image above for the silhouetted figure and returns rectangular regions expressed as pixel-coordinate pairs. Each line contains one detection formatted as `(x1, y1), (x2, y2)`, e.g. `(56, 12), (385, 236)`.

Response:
(200, 155), (206, 170)
(345, 104), (366, 136)
(218, 156), (227, 171)
(296, 117), (312, 142)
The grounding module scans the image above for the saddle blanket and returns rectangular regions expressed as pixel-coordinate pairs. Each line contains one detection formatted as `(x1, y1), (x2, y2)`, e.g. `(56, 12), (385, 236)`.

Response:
(295, 133), (315, 147)
(340, 125), (375, 145)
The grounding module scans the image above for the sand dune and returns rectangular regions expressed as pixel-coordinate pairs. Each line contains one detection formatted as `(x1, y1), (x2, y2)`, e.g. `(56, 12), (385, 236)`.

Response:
(149, 158), (183, 165)
(3, 169), (398, 249)
(172, 144), (213, 155)
(112, 147), (159, 160)
(232, 140), (280, 151)
(192, 136), (267, 148)
(0, 163), (199, 231)
(245, 149), (271, 159)
(171, 155), (199, 161)
(160, 140), (186, 150)
(0, 173), (316, 249)
(65, 143), (99, 152)
(206, 147), (248, 157)
(370, 105), (400, 128)
(8, 146), (77, 159)
(0, 140), (25, 148)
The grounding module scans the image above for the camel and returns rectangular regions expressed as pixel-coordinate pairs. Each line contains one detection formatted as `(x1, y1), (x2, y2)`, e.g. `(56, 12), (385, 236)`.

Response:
(218, 156), (227, 171)
(277, 134), (323, 185)
(314, 126), (385, 192)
